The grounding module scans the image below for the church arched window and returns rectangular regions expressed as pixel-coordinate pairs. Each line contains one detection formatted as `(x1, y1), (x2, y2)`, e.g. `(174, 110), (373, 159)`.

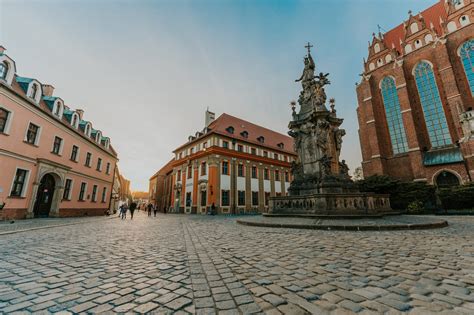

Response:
(380, 77), (409, 154)
(413, 61), (452, 148)
(459, 39), (474, 95)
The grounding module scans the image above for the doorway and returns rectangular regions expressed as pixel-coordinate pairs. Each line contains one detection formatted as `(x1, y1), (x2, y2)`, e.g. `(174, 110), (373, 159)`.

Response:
(33, 174), (56, 218)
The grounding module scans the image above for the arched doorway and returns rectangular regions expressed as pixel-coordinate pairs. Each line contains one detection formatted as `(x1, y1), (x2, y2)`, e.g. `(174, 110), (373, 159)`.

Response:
(435, 170), (460, 188)
(33, 174), (56, 217)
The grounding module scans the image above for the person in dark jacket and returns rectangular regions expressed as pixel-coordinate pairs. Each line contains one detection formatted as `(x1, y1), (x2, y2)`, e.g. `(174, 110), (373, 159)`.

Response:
(147, 203), (152, 217)
(129, 201), (137, 219)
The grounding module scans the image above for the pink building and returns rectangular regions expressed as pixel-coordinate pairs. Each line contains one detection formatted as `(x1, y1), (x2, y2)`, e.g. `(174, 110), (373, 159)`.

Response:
(0, 46), (118, 220)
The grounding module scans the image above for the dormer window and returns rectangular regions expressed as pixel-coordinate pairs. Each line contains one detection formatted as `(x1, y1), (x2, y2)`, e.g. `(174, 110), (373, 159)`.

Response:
(257, 136), (265, 143)
(226, 126), (234, 134)
(277, 142), (284, 149)
(104, 138), (110, 149)
(240, 131), (248, 138)
(96, 131), (102, 143)
(85, 123), (92, 137)
(53, 100), (64, 119)
(0, 62), (8, 79)
(71, 113), (79, 129)
(30, 84), (38, 99)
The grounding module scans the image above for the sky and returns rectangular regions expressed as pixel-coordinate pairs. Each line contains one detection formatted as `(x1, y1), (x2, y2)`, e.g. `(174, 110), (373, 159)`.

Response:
(1, 0), (436, 191)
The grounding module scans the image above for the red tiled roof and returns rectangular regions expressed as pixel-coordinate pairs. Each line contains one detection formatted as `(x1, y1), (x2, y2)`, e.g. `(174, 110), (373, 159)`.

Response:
(382, 0), (447, 53)
(208, 113), (295, 154)
(150, 158), (175, 179)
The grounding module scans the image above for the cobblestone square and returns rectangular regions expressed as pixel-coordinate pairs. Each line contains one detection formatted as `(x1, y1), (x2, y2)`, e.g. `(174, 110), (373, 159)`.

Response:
(1, 213), (474, 314)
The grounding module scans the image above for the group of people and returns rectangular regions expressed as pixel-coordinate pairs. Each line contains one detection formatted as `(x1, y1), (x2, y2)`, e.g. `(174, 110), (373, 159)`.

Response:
(119, 202), (159, 220)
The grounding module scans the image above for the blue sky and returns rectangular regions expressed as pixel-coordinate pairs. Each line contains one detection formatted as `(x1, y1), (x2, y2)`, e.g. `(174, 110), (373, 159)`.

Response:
(1, 0), (435, 191)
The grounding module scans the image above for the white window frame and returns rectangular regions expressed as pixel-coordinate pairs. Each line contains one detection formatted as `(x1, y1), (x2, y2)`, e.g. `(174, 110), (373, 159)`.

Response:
(91, 184), (98, 202)
(101, 186), (108, 203)
(24, 121), (42, 146)
(97, 157), (103, 172)
(9, 167), (31, 198)
(0, 55), (16, 86)
(79, 182), (88, 201)
(71, 113), (79, 129)
(51, 135), (64, 156)
(63, 178), (74, 200)
(71, 145), (80, 162)
(26, 81), (42, 104)
(0, 106), (14, 135)
(106, 162), (111, 175)
(52, 99), (64, 119)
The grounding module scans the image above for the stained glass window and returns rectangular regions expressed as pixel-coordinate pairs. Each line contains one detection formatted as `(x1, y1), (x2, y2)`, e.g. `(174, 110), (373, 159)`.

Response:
(380, 77), (409, 154)
(414, 62), (452, 148)
(459, 39), (474, 95)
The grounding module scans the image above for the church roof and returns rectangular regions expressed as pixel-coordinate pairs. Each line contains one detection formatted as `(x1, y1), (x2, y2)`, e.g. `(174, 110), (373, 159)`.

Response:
(382, 1), (447, 54)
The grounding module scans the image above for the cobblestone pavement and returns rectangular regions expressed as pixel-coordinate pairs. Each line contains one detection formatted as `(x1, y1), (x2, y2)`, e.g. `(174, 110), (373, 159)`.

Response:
(1, 212), (473, 314)
(0, 216), (112, 234)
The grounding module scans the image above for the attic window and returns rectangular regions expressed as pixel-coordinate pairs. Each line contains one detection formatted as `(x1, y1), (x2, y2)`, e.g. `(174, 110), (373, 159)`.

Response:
(226, 126), (234, 134)
(277, 143), (284, 149)
(257, 136), (265, 143)
(0, 62), (8, 79)
(30, 84), (38, 99)
(240, 131), (248, 138)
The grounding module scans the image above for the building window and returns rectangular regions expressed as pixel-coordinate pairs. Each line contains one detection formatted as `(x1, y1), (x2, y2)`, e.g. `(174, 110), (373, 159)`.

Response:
(10, 169), (28, 197)
(91, 185), (98, 202)
(52, 136), (63, 155)
(251, 166), (257, 178)
(190, 147), (194, 155)
(54, 102), (62, 117)
(221, 190), (230, 206)
(63, 179), (72, 200)
(106, 162), (111, 175)
(237, 144), (243, 152)
(274, 153), (279, 160)
(277, 143), (284, 149)
(459, 39), (474, 95)
(201, 162), (207, 176)
(238, 164), (244, 177)
(222, 141), (229, 149)
(264, 168), (269, 180)
(252, 191), (259, 206)
(186, 192), (192, 207)
(0, 62), (8, 79)
(101, 187), (107, 203)
(71, 114), (78, 128)
(85, 152), (92, 167)
(177, 170), (182, 181)
(202, 142), (208, 149)
(187, 166), (192, 179)
(251, 148), (256, 155)
(275, 170), (280, 181)
(79, 182), (87, 201)
(30, 84), (38, 100)
(226, 126), (234, 134)
(414, 61), (452, 148)
(285, 171), (289, 182)
(70, 145), (79, 161)
(26, 123), (39, 145)
(222, 161), (229, 175)
(201, 190), (207, 206)
(240, 131), (248, 138)
(263, 151), (268, 158)
(0, 108), (10, 133)
(97, 158), (102, 171)
(265, 192), (270, 206)
(238, 191), (245, 206)
(380, 77), (409, 154)
(257, 136), (265, 143)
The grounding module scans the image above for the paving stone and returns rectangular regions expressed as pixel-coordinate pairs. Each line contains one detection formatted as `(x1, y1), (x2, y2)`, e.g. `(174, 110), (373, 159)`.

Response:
(165, 296), (192, 310)
(68, 301), (97, 313)
(134, 301), (159, 313)
(262, 294), (287, 306)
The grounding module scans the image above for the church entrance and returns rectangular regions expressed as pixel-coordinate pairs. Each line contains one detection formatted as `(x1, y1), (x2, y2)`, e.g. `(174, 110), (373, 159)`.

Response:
(435, 171), (460, 188)
(33, 174), (56, 218)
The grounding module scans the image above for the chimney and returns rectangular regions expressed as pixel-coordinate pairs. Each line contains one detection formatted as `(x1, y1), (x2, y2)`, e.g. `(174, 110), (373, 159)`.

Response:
(76, 109), (84, 120)
(0, 46), (6, 54)
(42, 84), (55, 97)
(205, 108), (215, 128)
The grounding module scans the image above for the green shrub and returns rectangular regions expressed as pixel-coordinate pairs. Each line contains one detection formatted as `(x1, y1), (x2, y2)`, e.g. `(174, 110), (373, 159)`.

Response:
(407, 200), (424, 214)
(438, 183), (474, 210)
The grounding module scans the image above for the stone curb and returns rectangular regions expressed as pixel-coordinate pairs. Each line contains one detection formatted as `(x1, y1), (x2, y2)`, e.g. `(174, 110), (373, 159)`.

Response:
(236, 219), (449, 231)
(0, 216), (118, 236)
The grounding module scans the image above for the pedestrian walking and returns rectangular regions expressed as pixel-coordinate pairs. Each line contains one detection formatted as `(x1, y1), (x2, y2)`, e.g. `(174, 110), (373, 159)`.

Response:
(154, 205), (158, 217)
(129, 201), (137, 219)
(147, 203), (152, 217)
(119, 203), (128, 220)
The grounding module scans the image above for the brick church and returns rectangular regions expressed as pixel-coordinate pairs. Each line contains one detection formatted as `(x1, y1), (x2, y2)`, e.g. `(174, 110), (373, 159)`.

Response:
(356, 0), (473, 186)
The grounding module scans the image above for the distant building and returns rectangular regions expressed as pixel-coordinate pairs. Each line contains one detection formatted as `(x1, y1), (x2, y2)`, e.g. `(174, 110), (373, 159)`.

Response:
(356, 0), (473, 186)
(149, 110), (297, 214)
(0, 46), (118, 219)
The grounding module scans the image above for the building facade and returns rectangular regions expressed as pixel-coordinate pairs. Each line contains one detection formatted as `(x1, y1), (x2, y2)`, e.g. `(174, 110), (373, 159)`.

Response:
(0, 46), (118, 219)
(150, 110), (296, 214)
(356, 0), (474, 186)
(149, 159), (174, 212)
